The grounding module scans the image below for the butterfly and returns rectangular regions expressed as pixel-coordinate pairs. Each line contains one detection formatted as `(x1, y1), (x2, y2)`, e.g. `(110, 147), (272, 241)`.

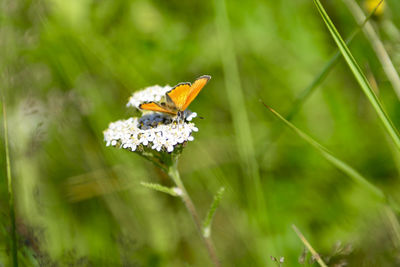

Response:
(139, 75), (211, 118)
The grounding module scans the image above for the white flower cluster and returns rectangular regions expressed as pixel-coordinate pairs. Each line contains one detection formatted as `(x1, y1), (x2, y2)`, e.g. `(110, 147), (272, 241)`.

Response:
(126, 85), (172, 109)
(104, 85), (199, 153)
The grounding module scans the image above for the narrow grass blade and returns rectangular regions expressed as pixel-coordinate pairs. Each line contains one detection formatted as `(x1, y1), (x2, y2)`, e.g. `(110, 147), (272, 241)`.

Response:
(263, 3), (384, 158)
(384, 205), (400, 248)
(286, 0), (383, 121)
(1, 99), (19, 267)
(263, 102), (385, 200)
(202, 187), (225, 238)
(214, 0), (266, 221)
(140, 182), (181, 197)
(292, 224), (328, 267)
(342, 0), (400, 100)
(313, 0), (400, 151)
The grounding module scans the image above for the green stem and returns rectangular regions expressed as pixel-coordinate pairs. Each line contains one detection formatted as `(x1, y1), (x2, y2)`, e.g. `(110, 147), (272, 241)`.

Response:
(286, 0), (384, 121)
(2, 100), (18, 267)
(168, 160), (221, 267)
(342, 0), (400, 100)
(313, 0), (400, 151)
(292, 224), (328, 267)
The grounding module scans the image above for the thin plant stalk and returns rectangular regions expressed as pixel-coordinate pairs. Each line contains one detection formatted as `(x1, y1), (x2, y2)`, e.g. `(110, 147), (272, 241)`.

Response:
(167, 160), (221, 267)
(342, 0), (400, 100)
(2, 99), (19, 267)
(292, 224), (328, 267)
(286, 0), (383, 121)
(313, 0), (400, 151)
(262, 1), (384, 156)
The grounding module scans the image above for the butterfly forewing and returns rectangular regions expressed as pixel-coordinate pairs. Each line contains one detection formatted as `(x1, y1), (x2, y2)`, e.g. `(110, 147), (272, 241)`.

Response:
(182, 75), (211, 111)
(166, 83), (192, 111)
(139, 102), (177, 115)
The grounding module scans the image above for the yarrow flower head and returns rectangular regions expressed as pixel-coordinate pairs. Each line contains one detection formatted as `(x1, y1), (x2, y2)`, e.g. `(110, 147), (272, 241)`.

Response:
(104, 84), (200, 167)
(104, 113), (198, 153)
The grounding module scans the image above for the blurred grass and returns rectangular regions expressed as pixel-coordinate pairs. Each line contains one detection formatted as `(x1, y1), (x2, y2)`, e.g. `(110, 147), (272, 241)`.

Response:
(1, 98), (18, 266)
(1, 0), (400, 266)
(343, 0), (400, 100)
(314, 0), (400, 151)
(286, 0), (383, 122)
(264, 103), (385, 200)
(213, 0), (272, 259)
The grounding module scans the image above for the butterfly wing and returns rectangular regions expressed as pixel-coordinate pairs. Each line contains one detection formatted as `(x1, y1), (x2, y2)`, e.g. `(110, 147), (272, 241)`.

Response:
(181, 75), (211, 111)
(141, 75), (211, 115)
(166, 82), (192, 111)
(139, 102), (177, 115)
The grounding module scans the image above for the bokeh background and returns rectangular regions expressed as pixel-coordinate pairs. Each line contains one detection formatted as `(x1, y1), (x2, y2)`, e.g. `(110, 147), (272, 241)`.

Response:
(1, 0), (400, 266)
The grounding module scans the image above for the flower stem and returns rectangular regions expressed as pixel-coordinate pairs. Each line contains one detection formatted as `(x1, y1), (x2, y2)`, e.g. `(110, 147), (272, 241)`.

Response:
(168, 160), (221, 267)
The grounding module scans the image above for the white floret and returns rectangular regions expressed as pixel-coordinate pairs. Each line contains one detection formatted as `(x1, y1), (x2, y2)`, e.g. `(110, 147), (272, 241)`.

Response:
(127, 85), (172, 109)
(103, 114), (197, 153)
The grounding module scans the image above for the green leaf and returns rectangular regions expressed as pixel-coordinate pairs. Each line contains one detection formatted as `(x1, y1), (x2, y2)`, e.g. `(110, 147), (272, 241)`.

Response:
(263, 103), (385, 200)
(140, 182), (181, 197)
(202, 187), (225, 238)
(313, 0), (400, 151)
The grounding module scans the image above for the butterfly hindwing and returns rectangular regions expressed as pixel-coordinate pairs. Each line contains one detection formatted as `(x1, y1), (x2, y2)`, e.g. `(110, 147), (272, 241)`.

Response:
(182, 75), (211, 111)
(139, 102), (177, 115)
(166, 82), (192, 111)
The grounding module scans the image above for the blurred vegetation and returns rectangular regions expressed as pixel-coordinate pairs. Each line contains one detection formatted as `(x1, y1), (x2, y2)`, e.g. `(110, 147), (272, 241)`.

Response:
(1, 0), (400, 266)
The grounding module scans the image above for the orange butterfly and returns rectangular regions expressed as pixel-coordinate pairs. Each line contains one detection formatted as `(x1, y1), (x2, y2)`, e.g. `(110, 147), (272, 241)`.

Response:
(139, 75), (211, 117)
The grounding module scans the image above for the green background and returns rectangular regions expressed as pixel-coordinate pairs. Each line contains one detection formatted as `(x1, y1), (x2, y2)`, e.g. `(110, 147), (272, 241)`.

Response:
(1, 0), (400, 266)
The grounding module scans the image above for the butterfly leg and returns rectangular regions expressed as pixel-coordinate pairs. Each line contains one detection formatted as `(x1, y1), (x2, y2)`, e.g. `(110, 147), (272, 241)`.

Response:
(169, 113), (181, 127)
(177, 111), (186, 124)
